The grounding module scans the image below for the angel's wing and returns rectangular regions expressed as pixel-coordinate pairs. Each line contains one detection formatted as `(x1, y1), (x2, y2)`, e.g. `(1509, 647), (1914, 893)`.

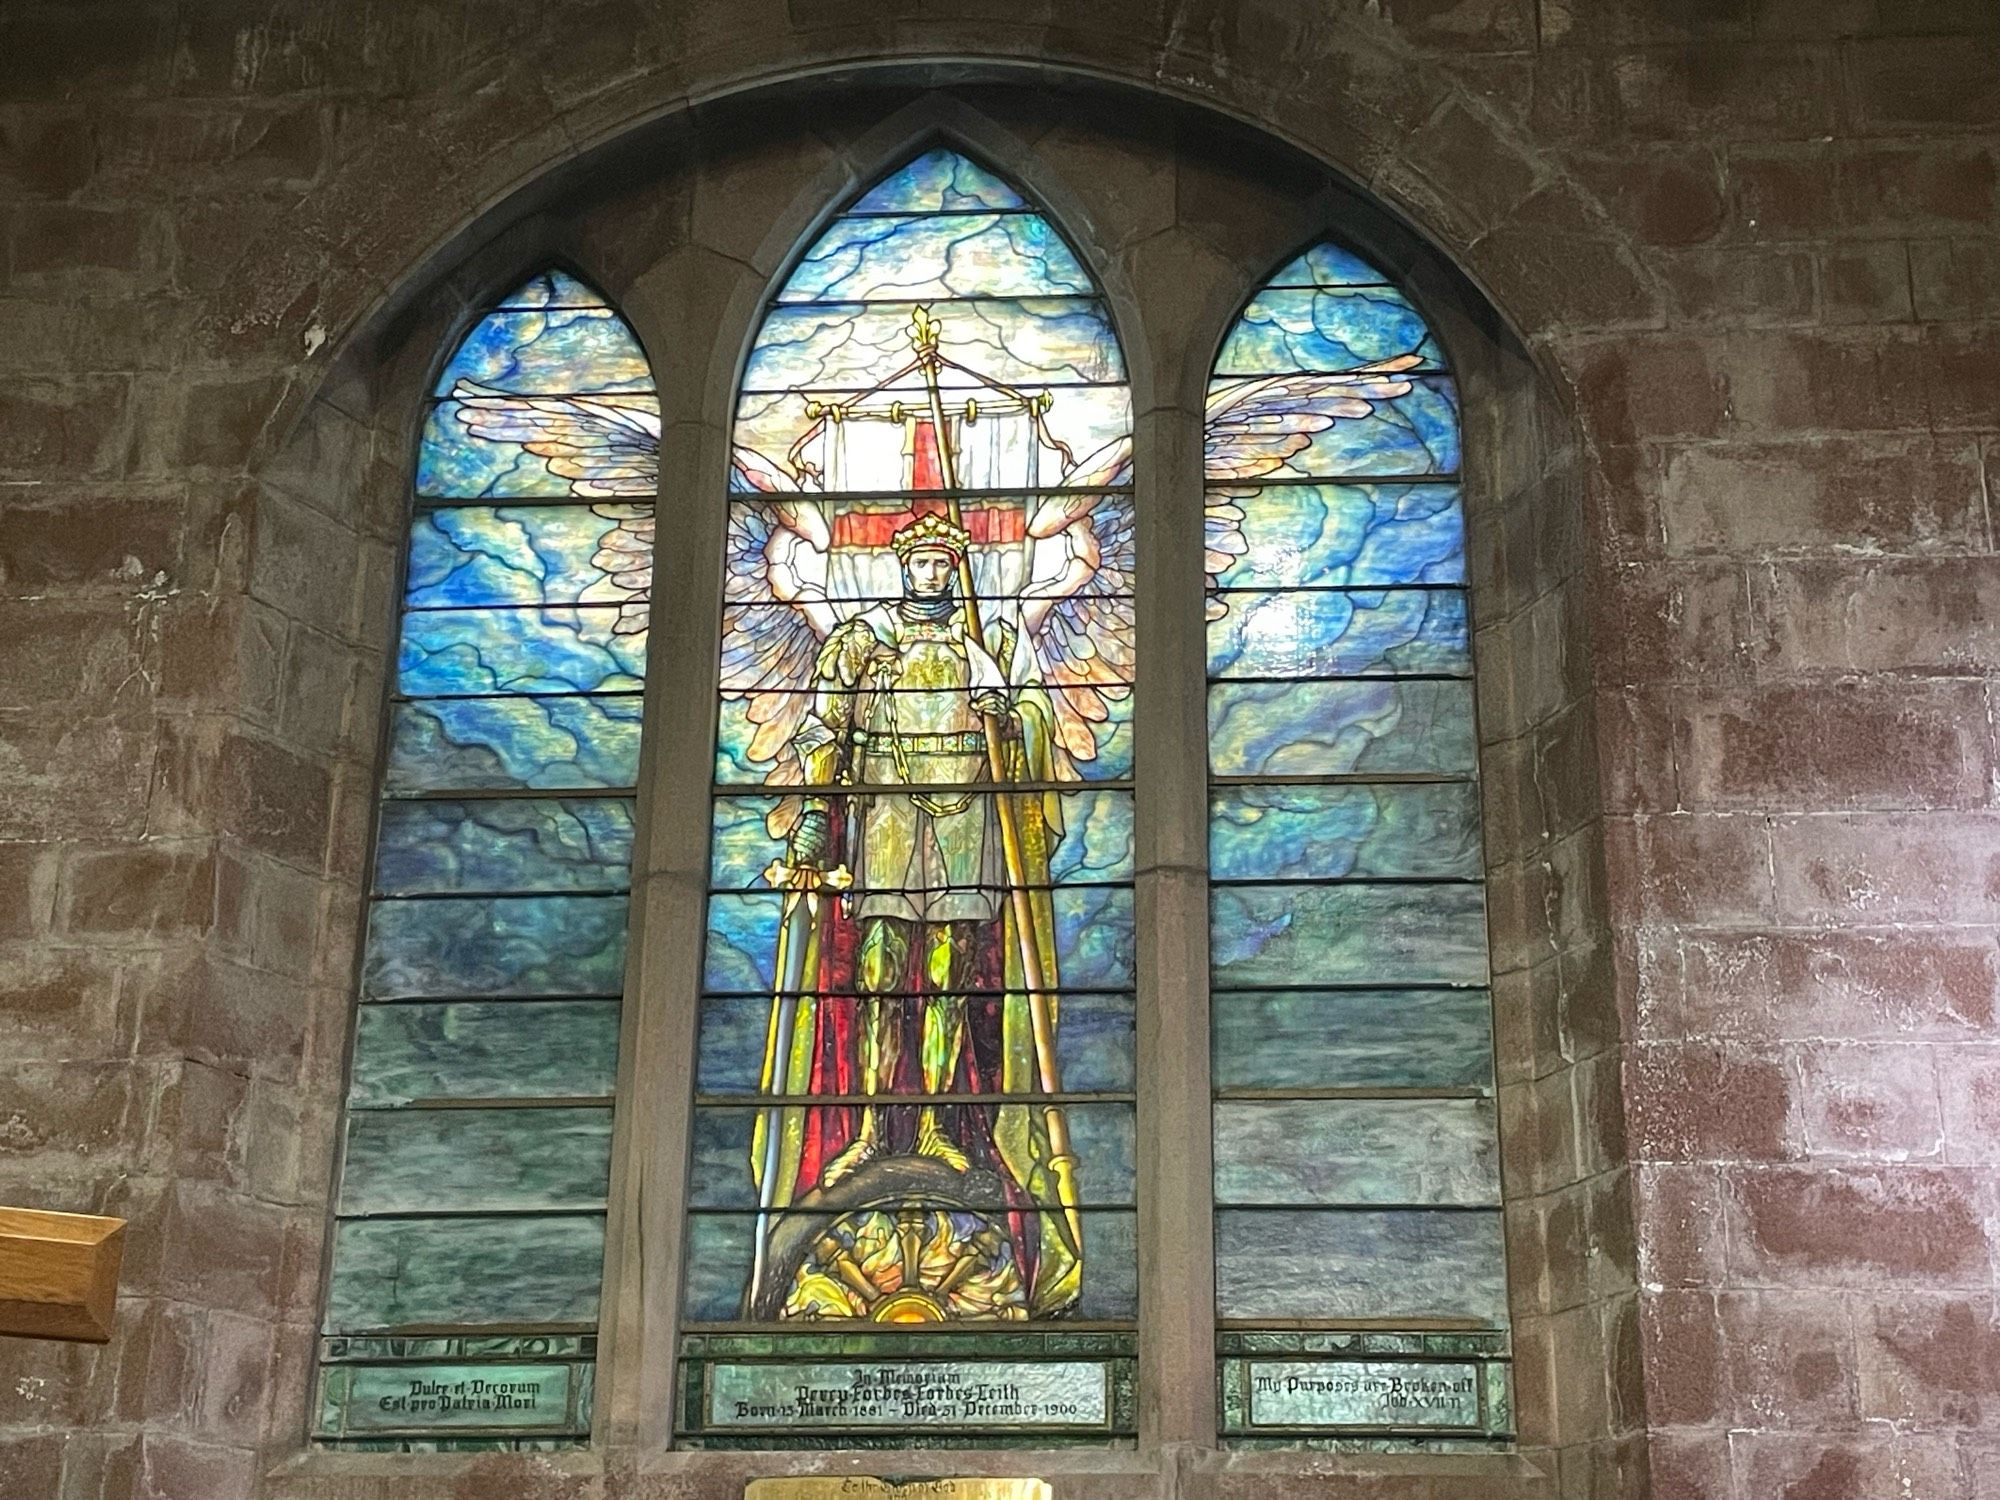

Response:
(587, 505), (655, 636)
(720, 464), (848, 775)
(448, 381), (664, 634)
(450, 380), (660, 497)
(1201, 357), (1422, 483)
(1198, 357), (1423, 615)
(1014, 494), (1136, 765)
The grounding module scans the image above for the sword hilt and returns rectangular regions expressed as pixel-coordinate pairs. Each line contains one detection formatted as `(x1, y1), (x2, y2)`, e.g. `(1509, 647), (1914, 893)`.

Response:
(764, 859), (854, 893)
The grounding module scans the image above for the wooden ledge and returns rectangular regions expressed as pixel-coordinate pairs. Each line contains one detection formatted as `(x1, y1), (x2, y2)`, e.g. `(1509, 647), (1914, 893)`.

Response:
(0, 1206), (125, 1344)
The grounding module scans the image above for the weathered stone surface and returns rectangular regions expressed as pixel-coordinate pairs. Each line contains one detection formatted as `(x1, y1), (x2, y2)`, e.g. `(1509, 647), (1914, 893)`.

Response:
(0, 4), (1993, 1496)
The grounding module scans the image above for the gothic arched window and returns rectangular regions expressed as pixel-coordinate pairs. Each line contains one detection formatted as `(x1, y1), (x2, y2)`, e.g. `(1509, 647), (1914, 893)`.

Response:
(315, 270), (656, 1447)
(313, 153), (1522, 1461)
(1204, 243), (1510, 1445)
(681, 147), (1140, 1442)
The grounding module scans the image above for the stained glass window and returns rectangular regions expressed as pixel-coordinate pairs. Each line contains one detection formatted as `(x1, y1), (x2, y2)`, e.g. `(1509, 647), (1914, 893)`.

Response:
(680, 149), (1138, 1446)
(1203, 244), (1511, 1446)
(316, 270), (656, 1449)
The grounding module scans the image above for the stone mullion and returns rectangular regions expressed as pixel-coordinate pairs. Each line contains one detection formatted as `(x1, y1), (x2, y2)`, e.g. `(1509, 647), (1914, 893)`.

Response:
(1131, 398), (1218, 1450)
(591, 408), (731, 1452)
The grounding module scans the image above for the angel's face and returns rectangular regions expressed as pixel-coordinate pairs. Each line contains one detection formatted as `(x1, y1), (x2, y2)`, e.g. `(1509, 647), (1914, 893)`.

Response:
(903, 548), (956, 598)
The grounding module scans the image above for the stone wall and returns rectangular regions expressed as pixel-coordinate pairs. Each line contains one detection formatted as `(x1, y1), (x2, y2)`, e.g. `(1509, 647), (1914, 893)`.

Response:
(0, 4), (1996, 1499)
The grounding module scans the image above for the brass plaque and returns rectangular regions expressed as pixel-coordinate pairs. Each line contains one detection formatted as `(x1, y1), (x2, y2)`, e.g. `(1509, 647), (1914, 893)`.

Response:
(747, 1481), (1052, 1500)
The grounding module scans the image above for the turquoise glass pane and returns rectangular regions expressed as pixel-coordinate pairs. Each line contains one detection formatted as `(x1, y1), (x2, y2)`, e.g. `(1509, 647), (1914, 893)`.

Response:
(1215, 288), (1444, 376)
(325, 1216), (604, 1332)
(338, 1107), (614, 1215)
(1204, 377), (1459, 480)
(780, 213), (1092, 302)
(397, 606), (646, 697)
(1212, 989), (1493, 1092)
(686, 1104), (1135, 1208)
(384, 697), (643, 792)
(694, 990), (1135, 1095)
(850, 149), (1027, 213)
(1264, 243), (1394, 289)
(361, 894), (629, 999)
(1207, 587), (1469, 679)
(1208, 485), (1465, 590)
(349, 1001), (621, 1107)
(1209, 882), (1489, 988)
(1214, 1209), (1506, 1324)
(405, 506), (651, 610)
(417, 396), (658, 500)
(434, 307), (652, 396)
(1209, 784), (1483, 881)
(373, 798), (634, 897)
(1213, 1100), (1501, 1206)
(1208, 679), (1478, 778)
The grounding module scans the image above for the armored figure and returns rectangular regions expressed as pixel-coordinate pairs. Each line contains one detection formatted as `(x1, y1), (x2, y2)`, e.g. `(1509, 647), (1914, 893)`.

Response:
(785, 512), (1016, 1185)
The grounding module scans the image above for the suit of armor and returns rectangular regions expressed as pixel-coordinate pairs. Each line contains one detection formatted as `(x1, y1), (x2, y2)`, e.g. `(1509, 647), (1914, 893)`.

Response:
(786, 525), (1015, 1183)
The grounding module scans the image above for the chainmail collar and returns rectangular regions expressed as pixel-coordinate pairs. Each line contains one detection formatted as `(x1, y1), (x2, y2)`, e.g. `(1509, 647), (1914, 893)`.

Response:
(897, 592), (958, 624)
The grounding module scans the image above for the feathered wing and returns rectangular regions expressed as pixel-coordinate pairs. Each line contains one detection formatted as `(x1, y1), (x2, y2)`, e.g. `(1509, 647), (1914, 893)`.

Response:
(1015, 494), (1136, 767)
(1198, 356), (1423, 618)
(720, 479), (845, 778)
(451, 379), (661, 497)
(450, 380), (664, 635)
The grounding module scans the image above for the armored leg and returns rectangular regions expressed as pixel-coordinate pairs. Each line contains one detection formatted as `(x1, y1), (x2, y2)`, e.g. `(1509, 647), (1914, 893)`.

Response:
(823, 916), (912, 1187)
(915, 920), (978, 1172)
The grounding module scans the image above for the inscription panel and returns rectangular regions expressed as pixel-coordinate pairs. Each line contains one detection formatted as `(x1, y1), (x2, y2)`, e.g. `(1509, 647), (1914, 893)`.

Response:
(318, 1361), (582, 1437)
(1242, 1359), (1486, 1431)
(707, 1360), (1110, 1432)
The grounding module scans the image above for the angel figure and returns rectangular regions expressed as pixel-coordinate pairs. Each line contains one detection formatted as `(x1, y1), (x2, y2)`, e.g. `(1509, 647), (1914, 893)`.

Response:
(448, 314), (1423, 1323)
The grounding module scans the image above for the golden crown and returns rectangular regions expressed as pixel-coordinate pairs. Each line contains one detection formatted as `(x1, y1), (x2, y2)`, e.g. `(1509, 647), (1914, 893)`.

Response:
(890, 512), (971, 563)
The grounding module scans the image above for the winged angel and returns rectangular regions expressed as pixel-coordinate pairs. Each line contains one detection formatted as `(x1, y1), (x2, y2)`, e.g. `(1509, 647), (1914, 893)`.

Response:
(449, 341), (1422, 1322)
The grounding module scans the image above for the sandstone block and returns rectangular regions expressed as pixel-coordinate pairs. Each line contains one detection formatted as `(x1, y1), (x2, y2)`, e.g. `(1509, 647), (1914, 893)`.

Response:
(1726, 1165), (1992, 1288)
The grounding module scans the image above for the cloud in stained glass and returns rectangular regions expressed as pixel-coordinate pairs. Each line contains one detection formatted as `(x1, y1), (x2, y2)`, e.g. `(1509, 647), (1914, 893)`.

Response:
(848, 148), (1027, 212)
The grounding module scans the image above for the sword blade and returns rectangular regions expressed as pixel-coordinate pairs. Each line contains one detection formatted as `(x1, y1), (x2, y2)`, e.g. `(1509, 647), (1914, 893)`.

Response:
(748, 885), (820, 1309)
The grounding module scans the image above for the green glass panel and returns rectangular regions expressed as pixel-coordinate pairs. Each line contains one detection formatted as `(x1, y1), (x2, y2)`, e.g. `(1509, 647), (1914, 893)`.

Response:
(373, 799), (634, 897)
(1210, 883), (1488, 988)
(324, 1215), (604, 1333)
(1214, 1208), (1506, 1323)
(1212, 989), (1493, 1092)
(361, 894), (628, 999)
(1212, 1100), (1501, 1206)
(349, 1001), (620, 1107)
(338, 1107), (612, 1215)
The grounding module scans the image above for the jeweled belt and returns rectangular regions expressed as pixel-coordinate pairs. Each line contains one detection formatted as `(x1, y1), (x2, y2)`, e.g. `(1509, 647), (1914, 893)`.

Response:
(853, 729), (987, 755)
